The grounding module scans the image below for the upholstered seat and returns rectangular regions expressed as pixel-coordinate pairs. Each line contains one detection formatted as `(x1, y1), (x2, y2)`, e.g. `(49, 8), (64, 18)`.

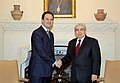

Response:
(0, 60), (29, 83)
(97, 60), (120, 83)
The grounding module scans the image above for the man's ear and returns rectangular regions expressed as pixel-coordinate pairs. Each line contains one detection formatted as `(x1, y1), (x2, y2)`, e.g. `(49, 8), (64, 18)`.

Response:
(41, 19), (43, 24)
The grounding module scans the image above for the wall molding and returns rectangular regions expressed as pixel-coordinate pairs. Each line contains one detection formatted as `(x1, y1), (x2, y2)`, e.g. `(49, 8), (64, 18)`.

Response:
(0, 21), (118, 32)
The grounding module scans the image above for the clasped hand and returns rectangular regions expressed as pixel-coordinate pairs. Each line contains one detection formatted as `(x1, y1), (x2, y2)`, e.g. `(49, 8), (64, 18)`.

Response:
(53, 60), (62, 68)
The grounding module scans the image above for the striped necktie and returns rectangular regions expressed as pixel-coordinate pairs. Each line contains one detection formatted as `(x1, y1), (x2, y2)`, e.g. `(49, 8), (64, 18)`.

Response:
(46, 31), (50, 38)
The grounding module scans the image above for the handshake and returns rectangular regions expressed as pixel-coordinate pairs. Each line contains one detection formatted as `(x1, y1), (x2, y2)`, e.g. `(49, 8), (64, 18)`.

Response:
(52, 60), (62, 68)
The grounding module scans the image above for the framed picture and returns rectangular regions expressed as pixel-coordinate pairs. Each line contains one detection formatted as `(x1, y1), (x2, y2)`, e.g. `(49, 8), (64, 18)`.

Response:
(44, 0), (76, 18)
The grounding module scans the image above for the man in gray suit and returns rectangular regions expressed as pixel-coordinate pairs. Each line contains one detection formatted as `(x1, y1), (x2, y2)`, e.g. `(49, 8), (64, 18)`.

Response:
(56, 23), (101, 83)
(28, 11), (55, 83)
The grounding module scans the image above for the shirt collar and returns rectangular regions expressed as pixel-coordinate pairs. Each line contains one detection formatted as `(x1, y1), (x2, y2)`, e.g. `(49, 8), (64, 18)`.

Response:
(76, 36), (85, 46)
(42, 25), (49, 32)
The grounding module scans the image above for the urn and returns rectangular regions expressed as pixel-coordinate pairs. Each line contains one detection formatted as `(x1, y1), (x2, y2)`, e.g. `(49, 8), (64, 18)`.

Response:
(94, 9), (107, 21)
(11, 5), (23, 20)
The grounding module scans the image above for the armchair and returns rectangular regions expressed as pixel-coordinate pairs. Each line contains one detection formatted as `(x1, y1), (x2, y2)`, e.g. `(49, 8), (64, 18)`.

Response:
(97, 60), (120, 83)
(0, 60), (29, 83)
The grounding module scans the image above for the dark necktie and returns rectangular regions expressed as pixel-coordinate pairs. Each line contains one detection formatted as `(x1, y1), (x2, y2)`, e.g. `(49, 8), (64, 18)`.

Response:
(46, 31), (50, 38)
(75, 40), (81, 57)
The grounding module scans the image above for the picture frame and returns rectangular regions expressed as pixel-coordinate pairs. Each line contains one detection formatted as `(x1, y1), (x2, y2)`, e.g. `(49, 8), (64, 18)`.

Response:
(44, 0), (76, 18)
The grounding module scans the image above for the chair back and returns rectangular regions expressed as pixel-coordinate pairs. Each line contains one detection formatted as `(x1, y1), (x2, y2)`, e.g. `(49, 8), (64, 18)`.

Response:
(0, 60), (19, 83)
(104, 60), (120, 83)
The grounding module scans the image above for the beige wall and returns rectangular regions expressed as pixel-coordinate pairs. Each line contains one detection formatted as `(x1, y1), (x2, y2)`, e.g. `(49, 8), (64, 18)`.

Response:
(0, 0), (120, 22)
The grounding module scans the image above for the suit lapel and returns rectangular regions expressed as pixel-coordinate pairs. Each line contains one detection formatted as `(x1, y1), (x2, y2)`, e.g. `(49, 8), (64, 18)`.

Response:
(49, 31), (54, 45)
(40, 26), (54, 46)
(80, 36), (88, 49)
(40, 26), (50, 39)
(72, 38), (77, 57)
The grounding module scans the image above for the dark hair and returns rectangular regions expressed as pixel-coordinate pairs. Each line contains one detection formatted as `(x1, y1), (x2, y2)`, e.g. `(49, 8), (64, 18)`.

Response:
(42, 11), (54, 20)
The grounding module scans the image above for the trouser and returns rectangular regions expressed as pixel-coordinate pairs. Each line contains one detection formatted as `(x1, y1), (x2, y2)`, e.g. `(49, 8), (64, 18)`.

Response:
(29, 76), (52, 83)
(72, 80), (97, 83)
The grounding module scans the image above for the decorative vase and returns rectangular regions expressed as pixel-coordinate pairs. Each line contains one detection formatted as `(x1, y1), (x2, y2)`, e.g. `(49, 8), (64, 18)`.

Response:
(94, 9), (107, 21)
(11, 5), (23, 20)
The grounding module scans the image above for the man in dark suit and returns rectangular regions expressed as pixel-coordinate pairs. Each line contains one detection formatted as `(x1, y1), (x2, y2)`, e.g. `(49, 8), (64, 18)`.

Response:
(56, 23), (101, 83)
(28, 11), (55, 83)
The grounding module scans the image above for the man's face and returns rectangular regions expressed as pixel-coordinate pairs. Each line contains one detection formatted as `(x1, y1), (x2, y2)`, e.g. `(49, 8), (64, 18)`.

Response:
(42, 14), (54, 29)
(74, 25), (86, 39)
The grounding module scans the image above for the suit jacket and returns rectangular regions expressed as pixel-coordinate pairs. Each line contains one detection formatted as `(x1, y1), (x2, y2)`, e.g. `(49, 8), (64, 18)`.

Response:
(61, 35), (101, 82)
(29, 26), (55, 77)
